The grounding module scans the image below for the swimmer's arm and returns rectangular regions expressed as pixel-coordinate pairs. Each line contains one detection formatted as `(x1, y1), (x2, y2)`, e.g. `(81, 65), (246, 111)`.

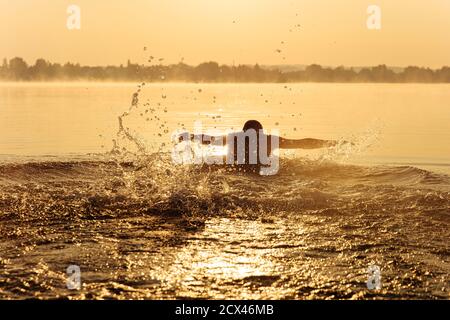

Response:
(278, 137), (338, 149)
(178, 133), (227, 145)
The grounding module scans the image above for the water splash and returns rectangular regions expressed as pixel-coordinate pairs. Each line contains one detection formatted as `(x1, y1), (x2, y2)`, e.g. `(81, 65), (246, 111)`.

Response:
(318, 120), (384, 163)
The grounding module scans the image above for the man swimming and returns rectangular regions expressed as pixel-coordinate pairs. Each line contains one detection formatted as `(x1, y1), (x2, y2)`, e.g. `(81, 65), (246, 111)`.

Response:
(177, 120), (340, 175)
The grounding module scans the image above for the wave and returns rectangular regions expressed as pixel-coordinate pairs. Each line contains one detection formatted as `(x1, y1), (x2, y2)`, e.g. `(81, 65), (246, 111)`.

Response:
(1, 155), (449, 184)
(0, 154), (449, 300)
(0, 155), (449, 224)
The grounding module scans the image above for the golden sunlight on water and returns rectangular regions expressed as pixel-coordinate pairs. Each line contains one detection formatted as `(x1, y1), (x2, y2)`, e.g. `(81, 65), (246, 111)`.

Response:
(0, 83), (449, 173)
(147, 218), (306, 299)
(0, 82), (449, 300)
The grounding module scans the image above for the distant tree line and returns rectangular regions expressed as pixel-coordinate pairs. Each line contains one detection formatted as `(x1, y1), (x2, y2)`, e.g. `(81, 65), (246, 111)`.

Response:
(1, 57), (449, 83)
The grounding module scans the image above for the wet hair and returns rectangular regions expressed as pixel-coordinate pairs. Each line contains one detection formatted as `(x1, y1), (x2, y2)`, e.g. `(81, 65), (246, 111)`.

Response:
(243, 120), (263, 132)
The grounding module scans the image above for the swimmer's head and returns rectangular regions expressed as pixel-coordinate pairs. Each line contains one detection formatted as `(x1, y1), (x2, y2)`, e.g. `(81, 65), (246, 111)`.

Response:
(243, 120), (263, 132)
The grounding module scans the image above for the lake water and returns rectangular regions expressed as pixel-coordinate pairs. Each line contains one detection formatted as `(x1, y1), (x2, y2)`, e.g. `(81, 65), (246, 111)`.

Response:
(0, 82), (449, 299)
(1, 82), (449, 173)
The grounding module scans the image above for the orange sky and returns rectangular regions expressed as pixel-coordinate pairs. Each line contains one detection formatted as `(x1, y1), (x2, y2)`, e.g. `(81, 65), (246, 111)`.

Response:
(1, 0), (449, 67)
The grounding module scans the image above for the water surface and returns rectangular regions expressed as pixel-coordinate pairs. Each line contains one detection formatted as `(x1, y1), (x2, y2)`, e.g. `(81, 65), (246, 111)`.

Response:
(0, 83), (448, 299)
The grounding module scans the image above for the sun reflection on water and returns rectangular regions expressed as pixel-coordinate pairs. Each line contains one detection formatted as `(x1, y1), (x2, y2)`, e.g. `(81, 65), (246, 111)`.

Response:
(149, 217), (297, 298)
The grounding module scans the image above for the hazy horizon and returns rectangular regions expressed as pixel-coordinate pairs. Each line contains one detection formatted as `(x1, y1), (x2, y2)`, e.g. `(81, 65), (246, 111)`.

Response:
(2, 57), (449, 70)
(2, 57), (449, 83)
